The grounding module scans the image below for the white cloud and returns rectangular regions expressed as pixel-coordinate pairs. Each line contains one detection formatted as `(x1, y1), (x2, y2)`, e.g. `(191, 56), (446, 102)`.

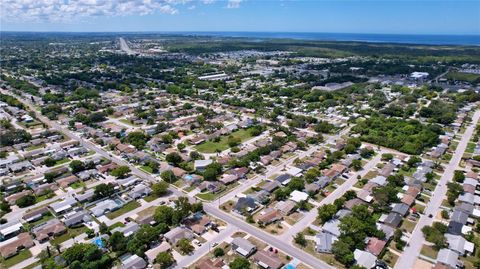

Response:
(202, 0), (215, 4)
(226, 0), (241, 9)
(0, 0), (190, 22)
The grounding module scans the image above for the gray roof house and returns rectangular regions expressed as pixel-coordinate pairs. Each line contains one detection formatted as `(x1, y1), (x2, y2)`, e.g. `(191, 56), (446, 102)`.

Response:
(233, 197), (258, 214)
(391, 203), (410, 216)
(445, 233), (475, 255)
(49, 197), (77, 215)
(112, 222), (140, 237)
(90, 199), (121, 217)
(63, 210), (91, 227)
(164, 227), (194, 245)
(436, 248), (459, 268)
(315, 232), (337, 253)
(322, 219), (341, 237)
(128, 184), (152, 200)
(383, 213), (402, 228)
(120, 254), (147, 269)
(231, 237), (257, 257)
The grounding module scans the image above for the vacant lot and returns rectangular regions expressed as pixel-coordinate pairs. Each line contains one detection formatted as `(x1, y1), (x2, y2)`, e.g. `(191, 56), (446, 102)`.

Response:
(195, 128), (255, 153)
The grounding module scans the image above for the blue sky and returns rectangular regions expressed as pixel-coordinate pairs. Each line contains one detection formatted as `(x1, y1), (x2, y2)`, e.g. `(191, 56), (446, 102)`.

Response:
(1, 0), (479, 34)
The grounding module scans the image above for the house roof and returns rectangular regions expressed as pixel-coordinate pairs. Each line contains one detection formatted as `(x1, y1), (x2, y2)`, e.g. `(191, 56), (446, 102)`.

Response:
(392, 203), (410, 216)
(289, 190), (309, 203)
(354, 249), (377, 269)
(315, 232), (337, 253)
(253, 250), (283, 269)
(366, 237), (386, 256)
(436, 248), (459, 268)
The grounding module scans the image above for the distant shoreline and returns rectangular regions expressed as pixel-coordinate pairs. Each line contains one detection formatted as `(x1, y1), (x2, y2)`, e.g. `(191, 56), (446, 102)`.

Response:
(1, 31), (479, 46)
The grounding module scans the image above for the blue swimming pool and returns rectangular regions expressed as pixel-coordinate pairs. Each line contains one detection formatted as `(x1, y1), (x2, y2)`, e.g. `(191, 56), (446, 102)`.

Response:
(93, 237), (104, 248)
(284, 264), (295, 269)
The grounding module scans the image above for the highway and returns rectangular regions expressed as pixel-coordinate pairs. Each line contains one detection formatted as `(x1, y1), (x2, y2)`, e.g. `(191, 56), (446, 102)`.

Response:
(394, 109), (480, 269)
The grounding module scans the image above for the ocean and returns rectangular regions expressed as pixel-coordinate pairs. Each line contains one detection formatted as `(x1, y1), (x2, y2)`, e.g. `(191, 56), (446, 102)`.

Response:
(173, 31), (480, 46)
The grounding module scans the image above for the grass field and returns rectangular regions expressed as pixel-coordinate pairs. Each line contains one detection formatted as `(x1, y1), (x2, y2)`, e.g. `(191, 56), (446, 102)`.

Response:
(106, 201), (141, 220)
(446, 71), (480, 83)
(195, 128), (256, 153)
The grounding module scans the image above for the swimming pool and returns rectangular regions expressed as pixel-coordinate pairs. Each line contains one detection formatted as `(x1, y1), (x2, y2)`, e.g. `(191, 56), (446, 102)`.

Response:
(92, 237), (104, 248)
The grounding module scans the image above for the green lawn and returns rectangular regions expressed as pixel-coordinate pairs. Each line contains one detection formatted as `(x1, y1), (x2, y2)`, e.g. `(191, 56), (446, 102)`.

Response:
(0, 249), (32, 268)
(70, 181), (86, 189)
(54, 158), (71, 166)
(25, 144), (45, 151)
(466, 142), (476, 153)
(29, 212), (55, 227)
(106, 201), (141, 220)
(119, 119), (139, 126)
(196, 192), (216, 201)
(143, 194), (158, 202)
(108, 222), (126, 230)
(139, 165), (153, 173)
(195, 128), (256, 153)
(420, 245), (439, 259)
(51, 226), (89, 245)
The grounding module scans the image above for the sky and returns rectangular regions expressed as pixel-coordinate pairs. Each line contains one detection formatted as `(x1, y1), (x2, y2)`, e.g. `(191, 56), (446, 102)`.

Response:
(1, 0), (479, 35)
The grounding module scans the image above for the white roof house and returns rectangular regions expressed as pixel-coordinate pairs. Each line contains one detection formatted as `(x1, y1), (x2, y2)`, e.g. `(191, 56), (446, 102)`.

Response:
(289, 190), (309, 203)
(354, 249), (376, 269)
(286, 167), (302, 177)
(194, 159), (213, 171)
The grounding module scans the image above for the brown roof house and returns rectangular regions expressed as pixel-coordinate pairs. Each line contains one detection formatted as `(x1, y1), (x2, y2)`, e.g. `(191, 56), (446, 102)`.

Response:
(253, 250), (284, 269)
(32, 219), (66, 243)
(0, 233), (34, 258)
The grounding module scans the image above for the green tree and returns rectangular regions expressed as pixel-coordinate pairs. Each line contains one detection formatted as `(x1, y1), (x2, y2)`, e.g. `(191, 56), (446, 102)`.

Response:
(94, 183), (115, 199)
(44, 158), (56, 167)
(16, 195), (35, 208)
(152, 181), (169, 197)
(294, 232), (307, 247)
(317, 204), (338, 224)
(155, 251), (175, 269)
(165, 152), (182, 165)
(213, 247), (225, 257)
(110, 166), (131, 178)
(177, 238), (194, 254)
(109, 231), (127, 252)
(69, 160), (85, 173)
(160, 170), (177, 183)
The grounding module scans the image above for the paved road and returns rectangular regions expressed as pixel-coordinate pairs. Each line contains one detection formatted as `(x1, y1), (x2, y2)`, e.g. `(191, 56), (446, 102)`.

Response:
(174, 225), (236, 269)
(394, 109), (480, 269)
(204, 205), (334, 269)
(280, 150), (384, 240)
(119, 37), (135, 55)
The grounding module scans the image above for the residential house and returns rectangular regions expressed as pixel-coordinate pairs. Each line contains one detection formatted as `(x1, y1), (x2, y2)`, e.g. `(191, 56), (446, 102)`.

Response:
(120, 254), (147, 269)
(0, 233), (34, 258)
(354, 249), (377, 269)
(253, 250), (284, 269)
(233, 197), (258, 214)
(315, 232), (337, 253)
(32, 219), (67, 243)
(63, 210), (91, 227)
(231, 237), (257, 257)
(164, 227), (194, 245)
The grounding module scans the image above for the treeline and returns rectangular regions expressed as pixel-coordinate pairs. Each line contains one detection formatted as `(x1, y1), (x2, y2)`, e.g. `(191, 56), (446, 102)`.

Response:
(352, 116), (443, 154)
